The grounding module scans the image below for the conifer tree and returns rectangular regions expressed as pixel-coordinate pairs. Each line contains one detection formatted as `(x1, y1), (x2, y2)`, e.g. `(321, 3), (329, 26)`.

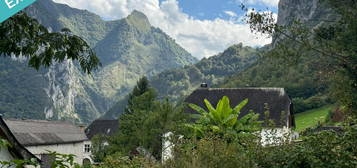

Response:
(125, 76), (151, 114)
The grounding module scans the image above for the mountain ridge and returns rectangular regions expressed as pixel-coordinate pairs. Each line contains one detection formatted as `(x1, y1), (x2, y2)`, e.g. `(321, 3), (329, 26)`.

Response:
(0, 0), (197, 123)
(104, 43), (259, 119)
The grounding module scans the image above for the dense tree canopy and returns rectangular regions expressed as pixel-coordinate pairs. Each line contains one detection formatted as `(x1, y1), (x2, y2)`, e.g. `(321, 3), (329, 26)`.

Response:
(103, 77), (187, 160)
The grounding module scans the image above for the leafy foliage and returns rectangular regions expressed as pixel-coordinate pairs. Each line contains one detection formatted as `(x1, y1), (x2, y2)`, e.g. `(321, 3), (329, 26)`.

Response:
(90, 134), (111, 163)
(0, 12), (100, 74)
(186, 96), (262, 139)
(0, 149), (80, 168)
(237, 0), (357, 115)
(46, 151), (81, 168)
(106, 78), (187, 160)
(95, 153), (158, 168)
(125, 77), (151, 114)
(0, 159), (38, 168)
(165, 122), (357, 168)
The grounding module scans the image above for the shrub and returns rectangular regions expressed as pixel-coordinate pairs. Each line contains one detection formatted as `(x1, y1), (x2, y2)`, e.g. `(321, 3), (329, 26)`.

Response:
(185, 96), (262, 140)
(164, 122), (357, 168)
(95, 153), (159, 168)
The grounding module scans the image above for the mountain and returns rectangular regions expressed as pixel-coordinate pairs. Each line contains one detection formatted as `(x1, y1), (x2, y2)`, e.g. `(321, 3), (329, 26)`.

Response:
(106, 0), (339, 118)
(273, 0), (336, 45)
(152, 44), (258, 100)
(0, 0), (197, 123)
(104, 43), (259, 118)
(220, 0), (336, 113)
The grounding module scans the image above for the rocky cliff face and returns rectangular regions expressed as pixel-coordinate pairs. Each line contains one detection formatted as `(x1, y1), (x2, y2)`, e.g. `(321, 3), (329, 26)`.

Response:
(0, 0), (197, 123)
(274, 0), (336, 43)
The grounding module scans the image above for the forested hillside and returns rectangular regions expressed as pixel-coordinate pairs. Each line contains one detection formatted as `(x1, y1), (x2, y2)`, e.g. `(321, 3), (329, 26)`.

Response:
(220, 53), (331, 113)
(105, 44), (258, 118)
(220, 0), (338, 113)
(151, 44), (258, 101)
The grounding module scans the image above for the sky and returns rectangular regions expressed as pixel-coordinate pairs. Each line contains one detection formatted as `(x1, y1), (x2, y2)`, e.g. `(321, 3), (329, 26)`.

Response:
(52, 0), (279, 59)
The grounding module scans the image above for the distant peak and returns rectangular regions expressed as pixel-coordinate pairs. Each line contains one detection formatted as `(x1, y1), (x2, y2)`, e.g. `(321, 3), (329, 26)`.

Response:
(127, 10), (149, 23)
(126, 10), (151, 32)
(223, 43), (243, 53)
(228, 43), (243, 50)
(129, 10), (147, 18)
(218, 43), (254, 58)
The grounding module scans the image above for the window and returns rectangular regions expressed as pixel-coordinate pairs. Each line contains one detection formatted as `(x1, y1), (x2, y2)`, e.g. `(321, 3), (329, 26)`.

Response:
(84, 144), (91, 153)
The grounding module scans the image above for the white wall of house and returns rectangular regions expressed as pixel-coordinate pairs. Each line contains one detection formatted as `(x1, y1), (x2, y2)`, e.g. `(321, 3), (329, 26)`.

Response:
(25, 140), (92, 166)
(260, 127), (299, 146)
(0, 148), (16, 167)
(162, 132), (173, 163)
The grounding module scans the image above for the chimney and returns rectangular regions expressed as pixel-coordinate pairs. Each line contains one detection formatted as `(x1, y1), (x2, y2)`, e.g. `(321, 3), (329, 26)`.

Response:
(78, 124), (86, 132)
(200, 83), (208, 88)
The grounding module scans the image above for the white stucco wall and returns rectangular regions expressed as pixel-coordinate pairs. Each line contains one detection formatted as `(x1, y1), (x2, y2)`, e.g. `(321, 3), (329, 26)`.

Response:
(162, 132), (173, 163)
(260, 127), (299, 146)
(0, 148), (16, 168)
(25, 140), (92, 166)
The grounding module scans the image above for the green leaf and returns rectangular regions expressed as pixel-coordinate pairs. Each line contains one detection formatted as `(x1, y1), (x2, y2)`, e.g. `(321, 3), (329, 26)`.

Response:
(189, 103), (207, 114)
(204, 99), (216, 113)
(210, 126), (221, 132)
(190, 114), (202, 120)
(233, 99), (248, 115)
(219, 96), (233, 120)
(223, 114), (238, 127)
(204, 99), (220, 123)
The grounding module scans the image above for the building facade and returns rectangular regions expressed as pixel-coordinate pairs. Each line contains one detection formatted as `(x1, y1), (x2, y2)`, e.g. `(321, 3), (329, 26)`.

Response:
(4, 119), (92, 167)
(0, 116), (39, 167)
(184, 87), (298, 145)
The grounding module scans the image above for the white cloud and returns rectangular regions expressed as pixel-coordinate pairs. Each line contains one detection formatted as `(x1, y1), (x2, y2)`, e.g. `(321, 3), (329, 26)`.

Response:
(238, 0), (279, 7)
(53, 0), (273, 59)
(224, 11), (237, 17)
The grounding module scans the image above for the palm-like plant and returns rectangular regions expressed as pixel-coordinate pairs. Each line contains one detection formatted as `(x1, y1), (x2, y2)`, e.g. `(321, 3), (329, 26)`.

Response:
(186, 96), (262, 138)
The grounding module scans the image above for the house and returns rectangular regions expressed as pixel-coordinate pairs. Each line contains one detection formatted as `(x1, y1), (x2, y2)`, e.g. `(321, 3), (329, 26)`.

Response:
(4, 119), (92, 167)
(85, 119), (119, 140)
(184, 86), (297, 145)
(0, 116), (39, 167)
(85, 119), (119, 163)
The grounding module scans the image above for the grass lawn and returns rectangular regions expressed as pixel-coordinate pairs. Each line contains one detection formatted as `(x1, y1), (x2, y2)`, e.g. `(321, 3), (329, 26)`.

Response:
(295, 105), (334, 132)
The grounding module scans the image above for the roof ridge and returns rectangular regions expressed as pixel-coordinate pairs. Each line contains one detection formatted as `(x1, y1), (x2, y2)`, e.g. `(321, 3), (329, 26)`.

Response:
(4, 118), (74, 124)
(203, 87), (285, 90)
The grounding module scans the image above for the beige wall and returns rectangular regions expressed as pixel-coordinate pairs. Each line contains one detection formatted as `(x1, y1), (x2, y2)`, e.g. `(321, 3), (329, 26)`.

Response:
(0, 148), (16, 168)
(25, 141), (92, 166)
(260, 128), (299, 146)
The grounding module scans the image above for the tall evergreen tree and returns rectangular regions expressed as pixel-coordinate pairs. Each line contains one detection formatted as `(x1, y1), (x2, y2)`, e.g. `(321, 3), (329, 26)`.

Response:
(125, 76), (151, 114)
(109, 77), (157, 157)
(106, 77), (186, 160)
